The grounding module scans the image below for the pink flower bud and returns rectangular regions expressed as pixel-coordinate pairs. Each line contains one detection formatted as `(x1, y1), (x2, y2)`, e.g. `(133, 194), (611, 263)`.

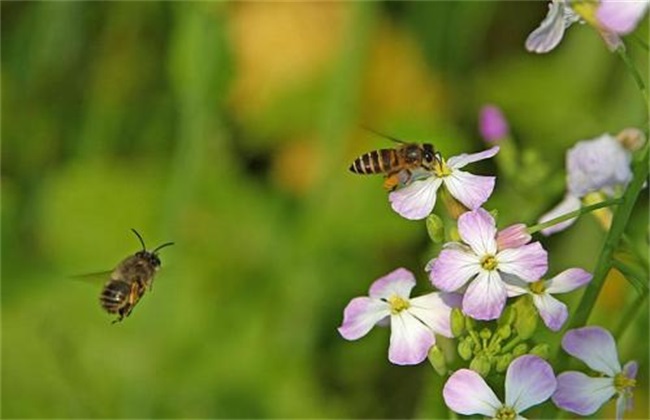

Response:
(496, 223), (531, 250)
(479, 105), (509, 143)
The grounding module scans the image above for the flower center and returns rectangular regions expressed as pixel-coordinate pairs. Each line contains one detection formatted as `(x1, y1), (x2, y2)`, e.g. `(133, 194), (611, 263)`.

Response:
(387, 295), (410, 314)
(495, 405), (516, 420)
(433, 158), (452, 177)
(480, 255), (498, 271)
(529, 280), (546, 294)
(614, 372), (636, 392)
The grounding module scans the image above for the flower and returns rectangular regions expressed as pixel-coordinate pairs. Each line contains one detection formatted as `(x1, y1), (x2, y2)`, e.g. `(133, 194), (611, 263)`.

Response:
(388, 147), (499, 220)
(479, 105), (509, 143)
(553, 326), (637, 419)
(337, 267), (460, 365)
(443, 355), (557, 418)
(525, 0), (581, 53)
(504, 268), (593, 331)
(427, 208), (548, 320)
(538, 133), (633, 235)
(496, 223), (532, 250)
(598, 0), (650, 35)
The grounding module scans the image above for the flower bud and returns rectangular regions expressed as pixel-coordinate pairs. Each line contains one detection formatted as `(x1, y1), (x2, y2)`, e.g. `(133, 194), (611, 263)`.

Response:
(616, 127), (646, 152)
(512, 343), (529, 357)
(470, 354), (492, 377)
(465, 315), (476, 332)
(458, 337), (474, 361)
(496, 224), (531, 250)
(451, 308), (466, 337)
(495, 354), (513, 373)
(479, 328), (492, 341)
(479, 105), (509, 144)
(498, 306), (516, 327)
(496, 325), (512, 340)
(529, 343), (550, 359)
(426, 213), (445, 243)
(428, 345), (447, 376)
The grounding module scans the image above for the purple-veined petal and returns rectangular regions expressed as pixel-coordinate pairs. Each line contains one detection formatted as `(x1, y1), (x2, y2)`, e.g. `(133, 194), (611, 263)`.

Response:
(525, 0), (571, 53)
(444, 171), (496, 210)
(388, 311), (435, 365)
(457, 208), (498, 255)
(501, 272), (530, 297)
(545, 268), (593, 294)
(616, 392), (632, 420)
(409, 292), (461, 338)
(597, 0), (650, 35)
(505, 355), (557, 413)
(462, 270), (507, 320)
(430, 248), (481, 292)
(446, 146), (500, 169)
(389, 177), (443, 220)
(552, 372), (616, 415)
(562, 326), (622, 376)
(497, 242), (548, 282)
(338, 297), (390, 340)
(538, 194), (581, 236)
(443, 369), (501, 416)
(497, 224), (531, 250)
(369, 267), (416, 300)
(532, 293), (568, 331)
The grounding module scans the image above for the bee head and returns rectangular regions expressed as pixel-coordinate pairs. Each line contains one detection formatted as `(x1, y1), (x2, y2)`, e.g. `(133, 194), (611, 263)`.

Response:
(421, 144), (440, 168)
(131, 229), (174, 268)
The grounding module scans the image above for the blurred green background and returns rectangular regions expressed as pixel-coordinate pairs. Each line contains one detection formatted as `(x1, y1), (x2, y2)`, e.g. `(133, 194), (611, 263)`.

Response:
(2, 2), (648, 418)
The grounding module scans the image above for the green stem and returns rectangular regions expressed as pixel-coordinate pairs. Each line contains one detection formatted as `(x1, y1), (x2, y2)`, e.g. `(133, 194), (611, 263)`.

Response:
(611, 258), (648, 294)
(566, 142), (649, 330)
(526, 198), (623, 235)
(630, 33), (649, 52)
(617, 48), (649, 116)
(501, 336), (523, 353)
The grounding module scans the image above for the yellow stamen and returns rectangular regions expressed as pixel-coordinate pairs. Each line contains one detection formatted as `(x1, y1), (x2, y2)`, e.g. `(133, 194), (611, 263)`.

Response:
(481, 255), (498, 271)
(388, 295), (410, 314)
(529, 280), (546, 294)
(614, 372), (636, 392)
(433, 158), (452, 177)
(495, 405), (516, 420)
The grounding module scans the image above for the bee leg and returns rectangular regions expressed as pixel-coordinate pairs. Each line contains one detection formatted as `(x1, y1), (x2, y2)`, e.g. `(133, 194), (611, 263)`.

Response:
(383, 173), (401, 191)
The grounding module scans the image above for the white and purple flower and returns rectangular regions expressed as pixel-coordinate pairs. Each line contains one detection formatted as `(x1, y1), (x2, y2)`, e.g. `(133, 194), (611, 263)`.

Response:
(525, 0), (581, 54)
(553, 326), (637, 419)
(504, 268), (593, 331)
(338, 268), (460, 365)
(444, 355), (557, 418)
(539, 133), (633, 235)
(427, 208), (548, 320)
(388, 147), (499, 220)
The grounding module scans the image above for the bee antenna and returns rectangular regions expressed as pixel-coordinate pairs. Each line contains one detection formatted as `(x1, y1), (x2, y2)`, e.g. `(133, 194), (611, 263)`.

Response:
(130, 228), (147, 251)
(359, 125), (407, 144)
(152, 242), (175, 254)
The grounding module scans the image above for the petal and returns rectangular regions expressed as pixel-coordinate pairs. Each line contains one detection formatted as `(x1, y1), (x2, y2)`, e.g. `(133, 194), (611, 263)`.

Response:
(597, 0), (649, 35)
(338, 297), (390, 340)
(409, 292), (462, 338)
(505, 355), (557, 412)
(525, 0), (570, 54)
(497, 242), (548, 282)
(496, 223), (532, 250)
(616, 392), (633, 420)
(457, 208), (498, 255)
(462, 270), (507, 320)
(532, 293), (568, 331)
(545, 268), (593, 294)
(623, 360), (638, 379)
(388, 311), (434, 365)
(368, 267), (416, 300)
(443, 369), (501, 416)
(444, 171), (496, 210)
(552, 372), (615, 415)
(501, 272), (531, 297)
(538, 194), (581, 236)
(429, 248), (481, 292)
(446, 146), (500, 169)
(562, 326), (621, 376)
(389, 177), (443, 220)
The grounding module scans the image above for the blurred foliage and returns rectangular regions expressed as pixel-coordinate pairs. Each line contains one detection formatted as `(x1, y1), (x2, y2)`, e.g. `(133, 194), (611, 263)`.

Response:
(1, 2), (648, 418)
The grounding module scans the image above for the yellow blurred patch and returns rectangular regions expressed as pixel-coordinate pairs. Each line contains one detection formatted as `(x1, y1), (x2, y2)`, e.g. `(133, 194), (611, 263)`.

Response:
(595, 267), (627, 312)
(271, 138), (321, 196)
(227, 3), (352, 117)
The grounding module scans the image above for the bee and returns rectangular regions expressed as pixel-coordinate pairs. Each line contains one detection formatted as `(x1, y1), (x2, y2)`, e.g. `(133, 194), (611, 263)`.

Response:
(99, 229), (174, 323)
(349, 128), (441, 191)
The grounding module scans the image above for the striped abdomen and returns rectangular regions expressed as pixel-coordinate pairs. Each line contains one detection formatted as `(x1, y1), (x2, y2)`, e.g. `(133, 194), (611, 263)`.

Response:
(100, 279), (133, 314)
(349, 149), (399, 175)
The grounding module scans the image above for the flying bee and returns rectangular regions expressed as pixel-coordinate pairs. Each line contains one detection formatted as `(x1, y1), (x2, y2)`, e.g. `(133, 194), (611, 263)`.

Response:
(349, 128), (441, 191)
(98, 229), (174, 323)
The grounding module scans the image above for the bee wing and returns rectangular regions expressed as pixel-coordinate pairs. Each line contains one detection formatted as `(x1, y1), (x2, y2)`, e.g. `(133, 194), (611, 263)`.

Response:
(70, 270), (113, 284)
